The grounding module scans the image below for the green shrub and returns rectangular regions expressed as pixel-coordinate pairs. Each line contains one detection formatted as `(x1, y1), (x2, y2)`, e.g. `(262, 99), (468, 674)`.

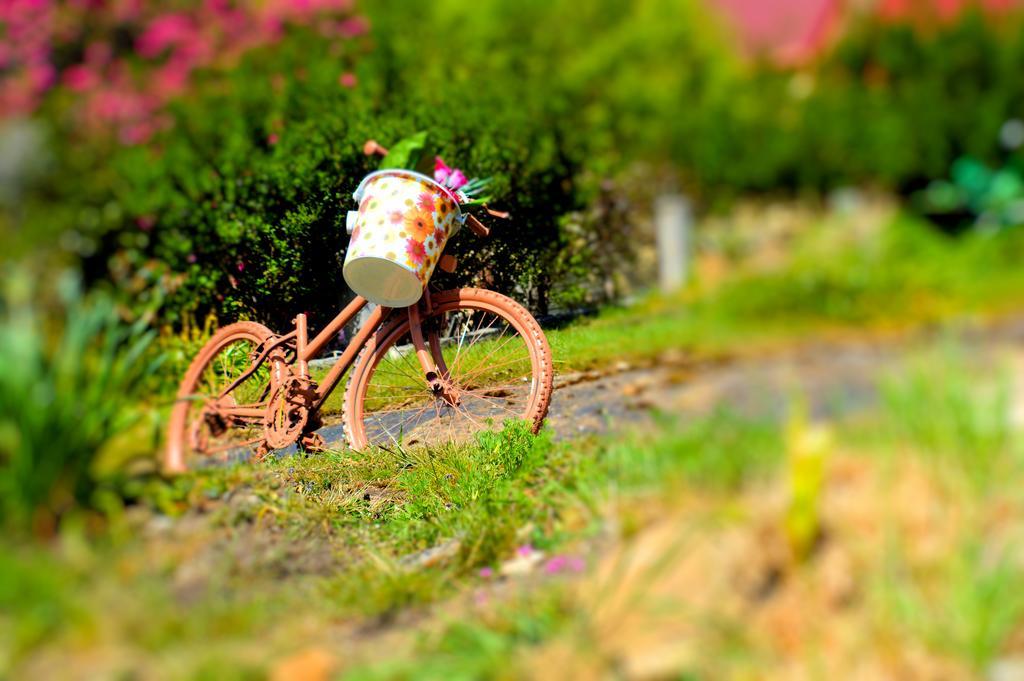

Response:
(0, 268), (158, 533)
(6, 3), (1024, 326)
(4, 0), (732, 325)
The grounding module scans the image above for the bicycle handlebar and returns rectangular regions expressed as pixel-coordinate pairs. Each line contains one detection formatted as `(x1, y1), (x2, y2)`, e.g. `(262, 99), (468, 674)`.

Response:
(362, 138), (492, 238)
(465, 214), (490, 238)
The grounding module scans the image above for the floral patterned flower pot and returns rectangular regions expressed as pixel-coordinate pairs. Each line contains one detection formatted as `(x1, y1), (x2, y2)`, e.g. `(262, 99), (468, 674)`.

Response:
(344, 170), (464, 307)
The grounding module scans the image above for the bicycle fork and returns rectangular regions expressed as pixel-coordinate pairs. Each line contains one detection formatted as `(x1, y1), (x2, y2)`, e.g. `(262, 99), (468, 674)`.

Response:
(408, 301), (461, 408)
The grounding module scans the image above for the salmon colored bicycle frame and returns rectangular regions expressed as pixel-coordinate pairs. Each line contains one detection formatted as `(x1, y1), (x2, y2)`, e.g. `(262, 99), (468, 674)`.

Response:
(212, 212), (494, 425)
(215, 292), (458, 427)
(207, 211), (503, 433)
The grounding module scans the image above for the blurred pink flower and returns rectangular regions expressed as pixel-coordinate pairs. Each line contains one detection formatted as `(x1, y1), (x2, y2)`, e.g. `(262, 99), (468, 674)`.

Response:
(0, 0), (368, 140)
(28, 63), (56, 90)
(543, 555), (585, 575)
(516, 544), (535, 557)
(478, 566), (494, 578)
(136, 14), (195, 58)
(63, 64), (98, 92)
(337, 16), (369, 37)
(135, 215), (155, 231)
(153, 60), (190, 97)
(434, 156), (452, 184)
(447, 169), (468, 190)
(267, 132), (279, 145)
(120, 121), (156, 145)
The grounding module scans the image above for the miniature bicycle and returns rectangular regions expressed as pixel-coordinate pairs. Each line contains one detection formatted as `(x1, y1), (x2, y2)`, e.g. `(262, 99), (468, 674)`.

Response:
(164, 216), (554, 473)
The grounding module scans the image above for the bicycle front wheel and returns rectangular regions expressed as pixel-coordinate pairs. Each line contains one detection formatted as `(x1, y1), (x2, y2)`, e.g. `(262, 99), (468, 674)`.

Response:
(164, 321), (275, 472)
(342, 288), (553, 450)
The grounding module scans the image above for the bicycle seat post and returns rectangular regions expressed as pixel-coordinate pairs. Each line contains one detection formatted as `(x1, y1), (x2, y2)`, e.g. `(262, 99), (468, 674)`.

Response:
(294, 313), (309, 378)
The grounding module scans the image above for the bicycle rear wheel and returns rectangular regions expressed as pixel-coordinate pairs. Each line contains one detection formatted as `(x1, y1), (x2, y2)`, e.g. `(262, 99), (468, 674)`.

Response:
(342, 288), (553, 449)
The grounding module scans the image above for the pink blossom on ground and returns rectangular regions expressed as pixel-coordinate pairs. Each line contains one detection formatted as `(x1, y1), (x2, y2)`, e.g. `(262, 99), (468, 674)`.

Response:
(187, 253), (197, 264)
(267, 133), (279, 145)
(516, 544), (535, 558)
(338, 71), (357, 88)
(135, 215), (155, 231)
(478, 566), (494, 578)
(543, 555), (586, 575)
(237, 261), (245, 272)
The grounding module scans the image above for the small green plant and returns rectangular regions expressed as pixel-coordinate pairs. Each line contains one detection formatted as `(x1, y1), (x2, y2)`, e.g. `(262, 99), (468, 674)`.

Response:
(914, 156), (1024, 232)
(0, 268), (159, 534)
(782, 400), (833, 561)
(881, 539), (1024, 670)
(879, 346), (1012, 489)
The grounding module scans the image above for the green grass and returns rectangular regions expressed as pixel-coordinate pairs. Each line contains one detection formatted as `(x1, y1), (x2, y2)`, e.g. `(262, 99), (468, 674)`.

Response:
(547, 217), (1024, 373)
(0, 409), (781, 678)
(7, 343), (1024, 678)
(879, 538), (1024, 671)
(601, 409), (782, 492)
(877, 344), (1017, 490)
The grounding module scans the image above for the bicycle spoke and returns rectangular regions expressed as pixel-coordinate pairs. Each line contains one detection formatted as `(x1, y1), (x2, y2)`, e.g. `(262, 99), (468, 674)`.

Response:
(458, 330), (522, 377)
(450, 355), (531, 388)
(356, 297), (547, 450)
(200, 436), (263, 456)
(450, 313), (505, 377)
(183, 336), (272, 463)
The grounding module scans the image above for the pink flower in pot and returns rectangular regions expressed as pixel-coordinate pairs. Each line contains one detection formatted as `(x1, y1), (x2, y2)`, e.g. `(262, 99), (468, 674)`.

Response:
(447, 169), (468, 190)
(434, 156), (452, 185)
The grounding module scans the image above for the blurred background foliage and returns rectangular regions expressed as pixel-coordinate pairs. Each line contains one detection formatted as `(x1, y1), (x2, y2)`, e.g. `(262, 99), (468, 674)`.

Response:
(4, 4), (1024, 675)
(3, 0), (1024, 533)
(3, 0), (1024, 327)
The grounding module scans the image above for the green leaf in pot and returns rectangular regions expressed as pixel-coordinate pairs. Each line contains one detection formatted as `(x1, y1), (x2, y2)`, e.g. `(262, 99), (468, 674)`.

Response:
(380, 131), (429, 171)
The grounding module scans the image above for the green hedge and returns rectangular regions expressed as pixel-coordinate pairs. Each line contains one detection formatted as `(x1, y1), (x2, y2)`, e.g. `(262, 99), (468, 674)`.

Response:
(4, 3), (1024, 326)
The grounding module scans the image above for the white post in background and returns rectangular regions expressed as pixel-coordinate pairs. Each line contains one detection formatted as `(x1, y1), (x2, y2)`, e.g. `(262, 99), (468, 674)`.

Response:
(655, 194), (692, 292)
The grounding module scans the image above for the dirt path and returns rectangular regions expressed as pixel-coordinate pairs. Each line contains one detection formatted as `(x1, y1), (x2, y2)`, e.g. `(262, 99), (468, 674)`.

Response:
(307, 316), (1024, 451)
(555, 315), (1024, 431)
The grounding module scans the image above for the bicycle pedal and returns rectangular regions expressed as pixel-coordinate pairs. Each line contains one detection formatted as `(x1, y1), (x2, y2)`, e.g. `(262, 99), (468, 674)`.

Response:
(299, 432), (327, 453)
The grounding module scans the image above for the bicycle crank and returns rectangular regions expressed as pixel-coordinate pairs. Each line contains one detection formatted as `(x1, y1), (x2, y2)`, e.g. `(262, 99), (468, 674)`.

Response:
(264, 375), (318, 449)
